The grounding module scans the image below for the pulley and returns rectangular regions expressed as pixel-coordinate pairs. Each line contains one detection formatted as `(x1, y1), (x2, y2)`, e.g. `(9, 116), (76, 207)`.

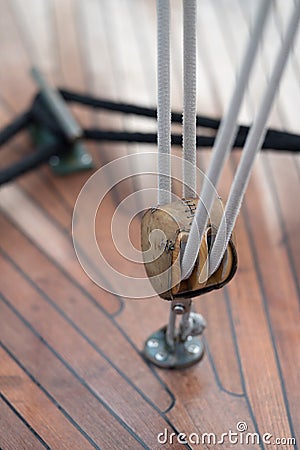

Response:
(141, 197), (237, 300)
(141, 197), (237, 369)
(143, 0), (300, 369)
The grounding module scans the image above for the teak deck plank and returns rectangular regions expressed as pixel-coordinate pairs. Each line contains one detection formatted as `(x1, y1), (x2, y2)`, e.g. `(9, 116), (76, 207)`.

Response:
(0, 347), (96, 450)
(0, 299), (147, 450)
(0, 395), (48, 450)
(0, 212), (172, 412)
(0, 0), (300, 449)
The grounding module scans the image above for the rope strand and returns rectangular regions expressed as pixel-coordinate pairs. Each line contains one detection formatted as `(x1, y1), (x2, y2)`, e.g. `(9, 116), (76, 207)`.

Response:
(181, 0), (272, 279)
(208, 0), (300, 276)
(183, 0), (197, 198)
(157, 0), (172, 205)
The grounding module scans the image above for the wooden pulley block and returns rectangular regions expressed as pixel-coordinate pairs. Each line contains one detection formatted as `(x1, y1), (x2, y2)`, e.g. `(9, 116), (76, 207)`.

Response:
(141, 198), (238, 300)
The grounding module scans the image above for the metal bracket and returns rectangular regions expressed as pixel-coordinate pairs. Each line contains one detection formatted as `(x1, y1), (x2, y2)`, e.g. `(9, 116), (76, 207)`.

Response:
(30, 125), (93, 175)
(31, 67), (94, 175)
(143, 298), (206, 369)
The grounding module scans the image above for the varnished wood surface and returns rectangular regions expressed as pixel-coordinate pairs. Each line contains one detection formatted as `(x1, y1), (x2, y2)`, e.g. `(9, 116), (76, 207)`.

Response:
(0, 1), (300, 449)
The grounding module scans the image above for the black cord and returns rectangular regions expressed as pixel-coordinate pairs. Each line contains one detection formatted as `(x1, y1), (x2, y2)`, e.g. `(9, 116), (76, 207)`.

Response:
(59, 88), (222, 129)
(0, 141), (68, 185)
(60, 88), (300, 151)
(83, 127), (300, 151)
(0, 87), (299, 186)
(0, 111), (32, 146)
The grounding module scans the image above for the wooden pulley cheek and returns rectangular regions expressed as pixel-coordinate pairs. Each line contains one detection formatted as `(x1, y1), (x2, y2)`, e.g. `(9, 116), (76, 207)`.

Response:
(141, 198), (238, 300)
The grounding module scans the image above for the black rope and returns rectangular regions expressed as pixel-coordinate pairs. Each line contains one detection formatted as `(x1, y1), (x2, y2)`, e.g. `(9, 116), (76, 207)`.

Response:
(0, 111), (32, 146)
(0, 141), (68, 185)
(83, 127), (300, 151)
(59, 88), (224, 129)
(60, 89), (300, 150)
(0, 87), (299, 186)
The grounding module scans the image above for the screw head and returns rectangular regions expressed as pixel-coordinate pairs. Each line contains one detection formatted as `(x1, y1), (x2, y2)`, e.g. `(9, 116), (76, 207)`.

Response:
(50, 155), (60, 166)
(147, 338), (159, 348)
(187, 344), (200, 355)
(172, 304), (185, 314)
(81, 154), (92, 165)
(155, 351), (168, 362)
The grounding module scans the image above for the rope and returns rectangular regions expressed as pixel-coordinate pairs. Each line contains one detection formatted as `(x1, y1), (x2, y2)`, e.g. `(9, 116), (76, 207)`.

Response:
(2, 92), (300, 187)
(82, 128), (300, 150)
(181, 0), (271, 279)
(0, 111), (31, 146)
(208, 0), (300, 277)
(60, 88), (220, 128)
(183, 0), (197, 198)
(0, 142), (68, 185)
(157, 0), (171, 205)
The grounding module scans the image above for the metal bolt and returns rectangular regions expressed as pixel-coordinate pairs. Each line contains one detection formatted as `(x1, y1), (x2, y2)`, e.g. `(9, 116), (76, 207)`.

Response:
(50, 155), (60, 166)
(155, 351), (168, 361)
(147, 338), (159, 348)
(172, 304), (185, 314)
(187, 344), (200, 354)
(81, 153), (92, 165)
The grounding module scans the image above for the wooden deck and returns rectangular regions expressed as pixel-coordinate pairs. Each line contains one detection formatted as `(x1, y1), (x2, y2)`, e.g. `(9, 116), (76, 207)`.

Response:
(0, 0), (300, 449)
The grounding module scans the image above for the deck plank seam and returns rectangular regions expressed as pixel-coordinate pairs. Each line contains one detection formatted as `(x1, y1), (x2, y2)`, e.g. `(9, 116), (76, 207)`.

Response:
(0, 294), (150, 450)
(0, 212), (175, 411)
(0, 391), (51, 450)
(0, 342), (101, 450)
(227, 151), (297, 447)
(0, 245), (173, 417)
(263, 155), (300, 304)
(223, 288), (265, 450)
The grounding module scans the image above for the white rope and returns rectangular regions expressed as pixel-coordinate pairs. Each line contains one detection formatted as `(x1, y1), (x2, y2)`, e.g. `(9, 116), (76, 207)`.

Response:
(183, 0), (197, 198)
(157, 0), (171, 205)
(181, 0), (272, 279)
(208, 0), (300, 276)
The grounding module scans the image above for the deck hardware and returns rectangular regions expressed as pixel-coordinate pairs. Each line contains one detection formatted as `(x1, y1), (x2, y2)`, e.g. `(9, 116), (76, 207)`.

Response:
(141, 198), (237, 301)
(143, 297), (206, 369)
(0, 71), (298, 185)
(30, 67), (93, 175)
(141, 198), (236, 369)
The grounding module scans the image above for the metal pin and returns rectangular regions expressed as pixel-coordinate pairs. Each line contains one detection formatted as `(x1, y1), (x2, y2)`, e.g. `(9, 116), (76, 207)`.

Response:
(166, 298), (192, 348)
(166, 307), (176, 348)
